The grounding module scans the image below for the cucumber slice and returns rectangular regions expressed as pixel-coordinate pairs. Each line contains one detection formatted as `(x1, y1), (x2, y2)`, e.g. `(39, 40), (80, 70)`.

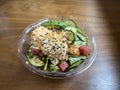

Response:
(74, 40), (87, 46)
(42, 20), (67, 28)
(49, 64), (59, 72)
(27, 54), (44, 67)
(42, 57), (46, 61)
(66, 30), (75, 44)
(42, 20), (58, 26)
(43, 58), (48, 71)
(77, 33), (87, 42)
(65, 26), (82, 33)
(65, 26), (86, 43)
(68, 59), (84, 70)
(80, 56), (87, 60)
(51, 59), (59, 65)
(75, 35), (80, 41)
(69, 56), (81, 65)
(65, 26), (78, 33)
(64, 19), (77, 27)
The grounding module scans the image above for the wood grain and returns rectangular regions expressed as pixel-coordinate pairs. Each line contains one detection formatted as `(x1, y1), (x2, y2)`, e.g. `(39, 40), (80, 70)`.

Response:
(0, 0), (120, 90)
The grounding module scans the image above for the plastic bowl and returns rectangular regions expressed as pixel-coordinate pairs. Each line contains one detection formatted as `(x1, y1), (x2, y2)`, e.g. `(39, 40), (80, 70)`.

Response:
(18, 17), (96, 79)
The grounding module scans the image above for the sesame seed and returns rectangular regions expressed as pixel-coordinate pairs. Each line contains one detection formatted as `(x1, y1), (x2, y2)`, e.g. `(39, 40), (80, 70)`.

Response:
(62, 41), (65, 43)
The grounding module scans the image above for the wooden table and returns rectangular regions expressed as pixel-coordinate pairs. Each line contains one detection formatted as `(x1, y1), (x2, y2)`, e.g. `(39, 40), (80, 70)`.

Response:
(0, 0), (120, 90)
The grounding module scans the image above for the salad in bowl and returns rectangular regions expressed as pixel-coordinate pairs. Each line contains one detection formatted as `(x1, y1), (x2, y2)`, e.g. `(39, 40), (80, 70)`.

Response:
(18, 17), (96, 78)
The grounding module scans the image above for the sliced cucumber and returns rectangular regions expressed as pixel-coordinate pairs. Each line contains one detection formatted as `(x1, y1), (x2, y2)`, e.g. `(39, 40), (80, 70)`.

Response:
(27, 54), (44, 67)
(41, 20), (67, 29)
(49, 64), (59, 72)
(42, 20), (58, 26)
(27, 53), (33, 58)
(42, 57), (46, 61)
(80, 56), (87, 60)
(68, 60), (84, 70)
(64, 19), (77, 27)
(77, 29), (81, 34)
(66, 30), (75, 44)
(69, 56), (81, 65)
(77, 33), (87, 42)
(75, 35), (80, 41)
(65, 26), (78, 33)
(65, 26), (82, 33)
(43, 58), (48, 71)
(74, 40), (87, 46)
(65, 26), (86, 43)
(51, 59), (59, 65)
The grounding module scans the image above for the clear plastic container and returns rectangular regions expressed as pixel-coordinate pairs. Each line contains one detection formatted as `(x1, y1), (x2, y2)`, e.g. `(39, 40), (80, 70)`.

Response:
(18, 17), (97, 79)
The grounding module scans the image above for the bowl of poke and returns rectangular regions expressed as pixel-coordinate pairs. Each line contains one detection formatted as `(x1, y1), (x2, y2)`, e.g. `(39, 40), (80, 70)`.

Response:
(18, 17), (96, 79)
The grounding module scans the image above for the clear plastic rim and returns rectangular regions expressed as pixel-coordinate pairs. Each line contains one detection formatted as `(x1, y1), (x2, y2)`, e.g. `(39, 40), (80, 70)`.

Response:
(18, 17), (97, 79)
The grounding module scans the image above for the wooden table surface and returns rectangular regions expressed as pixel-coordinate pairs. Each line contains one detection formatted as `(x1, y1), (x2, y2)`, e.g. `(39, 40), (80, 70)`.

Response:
(0, 0), (120, 90)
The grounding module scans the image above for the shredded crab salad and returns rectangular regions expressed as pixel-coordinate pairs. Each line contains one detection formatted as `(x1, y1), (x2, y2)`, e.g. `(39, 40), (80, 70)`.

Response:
(31, 26), (68, 60)
(27, 19), (90, 72)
